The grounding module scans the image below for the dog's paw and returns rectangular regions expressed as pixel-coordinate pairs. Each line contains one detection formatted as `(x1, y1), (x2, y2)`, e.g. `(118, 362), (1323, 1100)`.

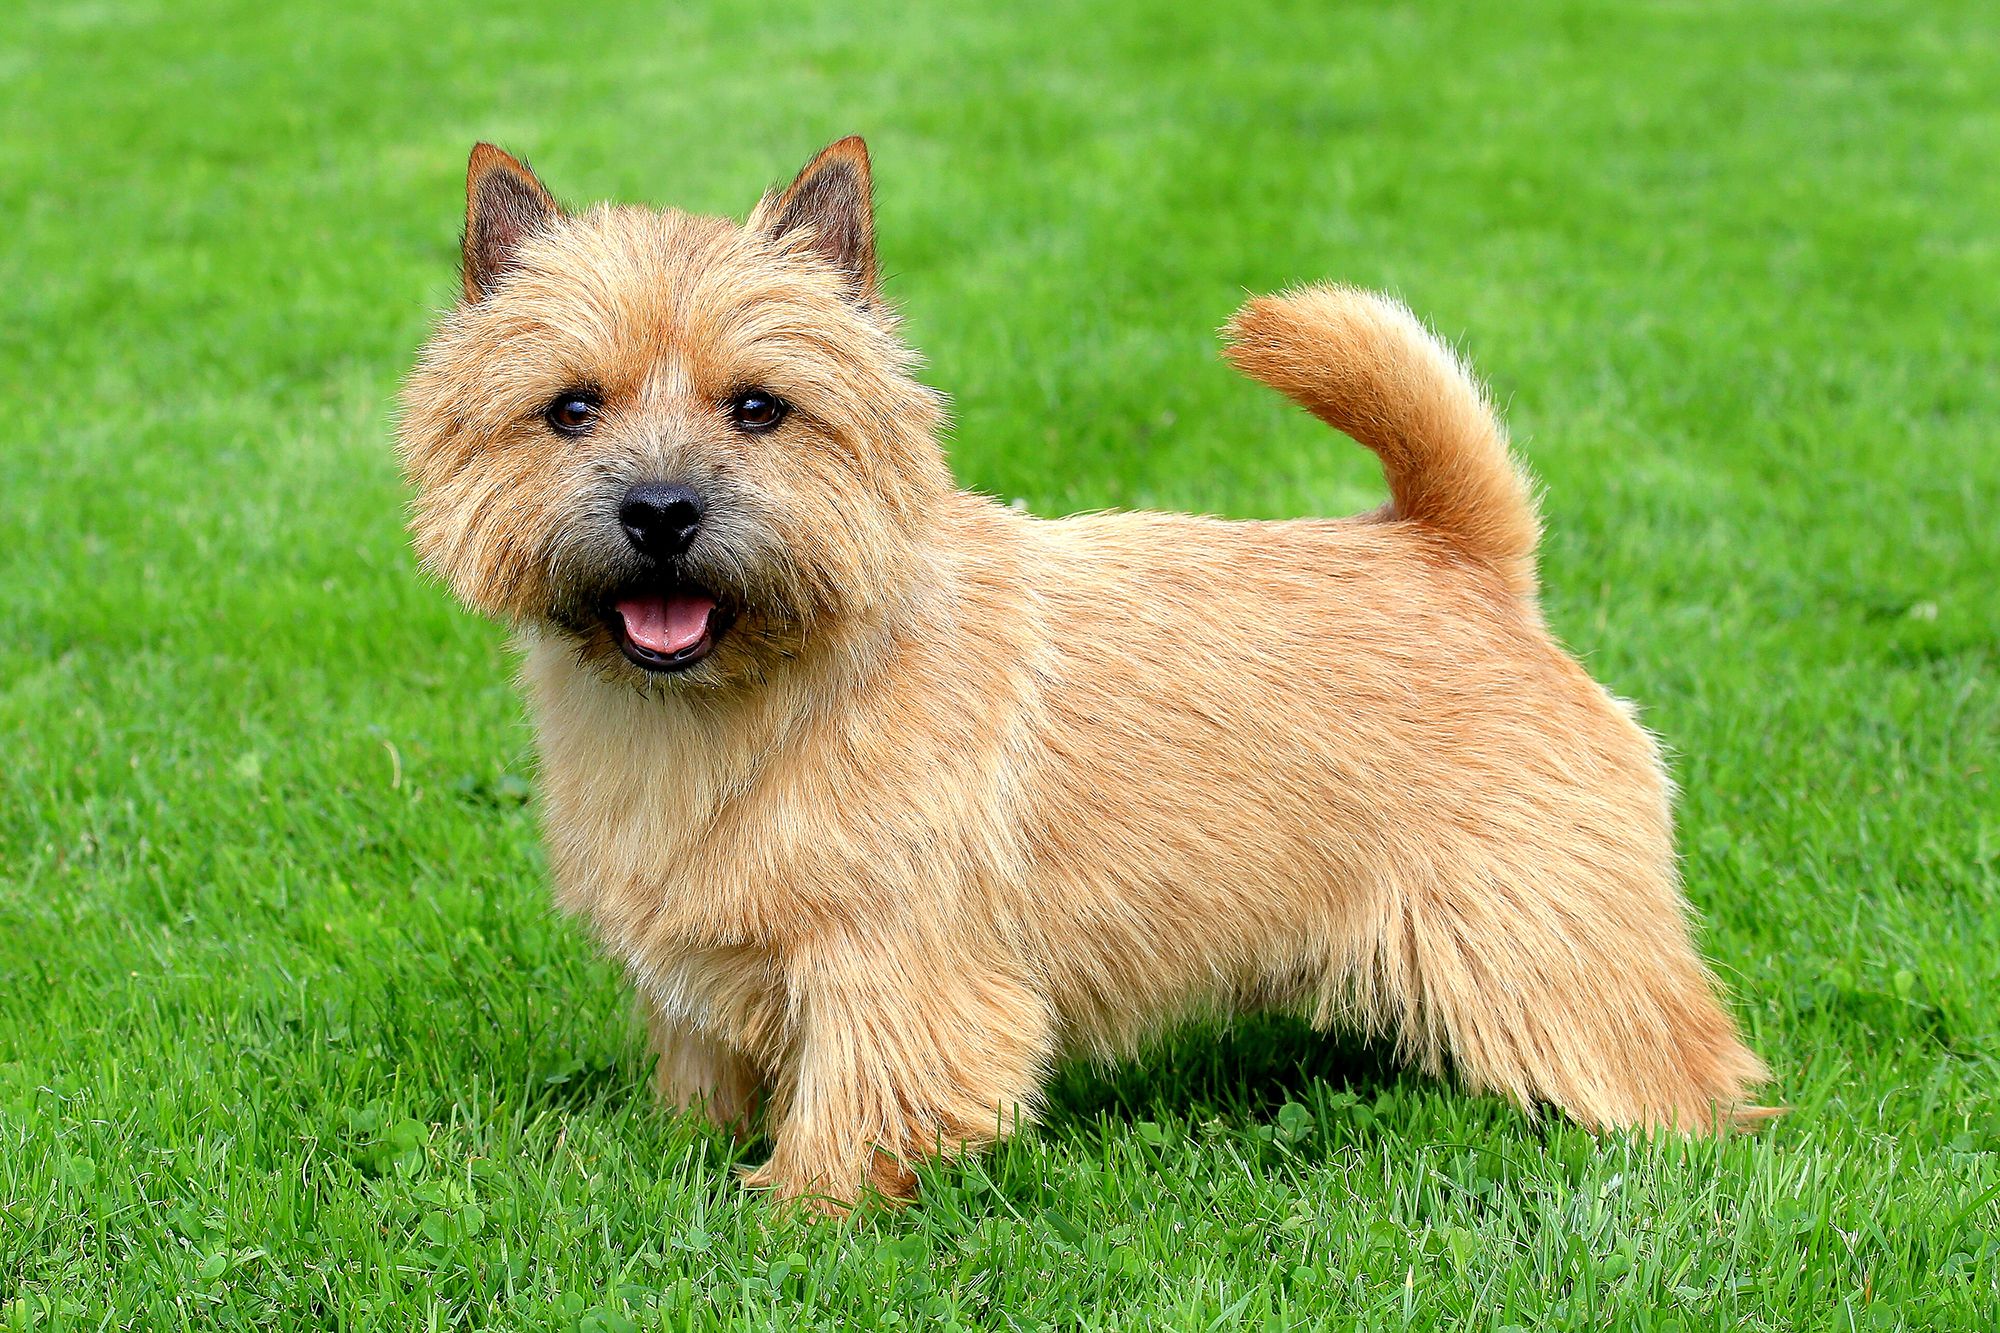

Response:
(736, 1160), (857, 1217)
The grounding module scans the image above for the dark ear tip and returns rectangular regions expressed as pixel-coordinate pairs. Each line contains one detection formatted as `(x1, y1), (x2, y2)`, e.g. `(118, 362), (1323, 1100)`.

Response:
(465, 144), (559, 216)
(468, 142), (520, 179)
(817, 135), (871, 174)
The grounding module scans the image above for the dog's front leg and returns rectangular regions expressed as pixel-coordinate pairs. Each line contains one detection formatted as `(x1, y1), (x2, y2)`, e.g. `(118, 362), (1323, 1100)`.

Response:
(744, 931), (1053, 1213)
(643, 996), (762, 1138)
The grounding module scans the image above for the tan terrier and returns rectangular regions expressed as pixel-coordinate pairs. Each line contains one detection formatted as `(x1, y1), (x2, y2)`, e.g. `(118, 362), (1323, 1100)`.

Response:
(398, 136), (1770, 1211)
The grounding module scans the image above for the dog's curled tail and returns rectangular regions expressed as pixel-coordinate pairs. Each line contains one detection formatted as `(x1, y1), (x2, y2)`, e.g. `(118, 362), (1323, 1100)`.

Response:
(1222, 285), (1541, 599)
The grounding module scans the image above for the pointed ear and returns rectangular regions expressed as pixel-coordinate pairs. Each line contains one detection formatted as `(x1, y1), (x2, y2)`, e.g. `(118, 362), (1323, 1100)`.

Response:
(462, 143), (561, 302)
(750, 136), (876, 298)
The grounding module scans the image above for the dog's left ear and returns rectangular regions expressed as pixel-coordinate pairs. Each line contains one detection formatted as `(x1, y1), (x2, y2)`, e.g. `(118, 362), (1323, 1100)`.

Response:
(751, 136), (876, 299)
(463, 143), (562, 302)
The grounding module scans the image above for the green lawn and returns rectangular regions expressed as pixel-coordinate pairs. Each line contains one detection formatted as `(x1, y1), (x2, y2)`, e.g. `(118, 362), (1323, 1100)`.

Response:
(3, 0), (1997, 1327)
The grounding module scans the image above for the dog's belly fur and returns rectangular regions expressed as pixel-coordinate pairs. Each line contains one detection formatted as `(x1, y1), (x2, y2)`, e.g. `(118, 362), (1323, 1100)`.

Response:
(526, 497), (1760, 1142)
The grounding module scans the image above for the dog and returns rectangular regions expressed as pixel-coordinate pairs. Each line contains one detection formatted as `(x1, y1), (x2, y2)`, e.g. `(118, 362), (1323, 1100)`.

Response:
(397, 136), (1770, 1211)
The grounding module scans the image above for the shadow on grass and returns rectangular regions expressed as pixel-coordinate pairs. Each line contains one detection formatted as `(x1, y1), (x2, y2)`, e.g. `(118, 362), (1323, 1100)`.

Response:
(1039, 1012), (1412, 1133)
(519, 1013), (1423, 1138)
(522, 1054), (642, 1116)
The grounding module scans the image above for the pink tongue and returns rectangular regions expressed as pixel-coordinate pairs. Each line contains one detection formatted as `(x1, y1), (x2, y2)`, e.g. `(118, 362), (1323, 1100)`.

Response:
(615, 593), (716, 656)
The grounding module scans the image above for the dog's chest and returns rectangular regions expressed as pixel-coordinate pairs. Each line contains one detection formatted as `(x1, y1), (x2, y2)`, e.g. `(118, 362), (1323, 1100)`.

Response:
(533, 711), (836, 950)
(521, 646), (944, 943)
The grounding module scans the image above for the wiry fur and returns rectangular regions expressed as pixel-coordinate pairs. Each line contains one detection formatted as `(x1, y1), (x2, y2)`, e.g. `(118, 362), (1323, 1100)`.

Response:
(398, 139), (1770, 1212)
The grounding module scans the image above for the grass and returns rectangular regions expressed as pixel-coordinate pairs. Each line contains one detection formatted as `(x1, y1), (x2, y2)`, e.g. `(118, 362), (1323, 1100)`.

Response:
(2, 0), (1997, 1326)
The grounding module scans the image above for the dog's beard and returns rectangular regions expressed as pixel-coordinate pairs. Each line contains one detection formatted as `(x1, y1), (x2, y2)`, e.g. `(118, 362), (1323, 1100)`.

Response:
(536, 517), (822, 690)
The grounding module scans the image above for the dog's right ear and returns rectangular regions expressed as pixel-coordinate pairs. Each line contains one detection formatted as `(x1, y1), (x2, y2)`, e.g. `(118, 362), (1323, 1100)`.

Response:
(462, 143), (561, 302)
(750, 136), (877, 300)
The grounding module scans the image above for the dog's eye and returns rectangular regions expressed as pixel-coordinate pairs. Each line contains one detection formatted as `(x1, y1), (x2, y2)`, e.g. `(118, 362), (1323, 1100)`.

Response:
(728, 390), (788, 433)
(544, 391), (601, 436)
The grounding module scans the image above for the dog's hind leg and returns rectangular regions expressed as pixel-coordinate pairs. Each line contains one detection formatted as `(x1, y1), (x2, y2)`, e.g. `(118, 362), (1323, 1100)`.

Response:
(1333, 861), (1770, 1133)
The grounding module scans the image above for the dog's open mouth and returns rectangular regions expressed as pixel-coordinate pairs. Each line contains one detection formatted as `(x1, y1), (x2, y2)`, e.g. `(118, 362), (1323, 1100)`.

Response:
(607, 589), (734, 673)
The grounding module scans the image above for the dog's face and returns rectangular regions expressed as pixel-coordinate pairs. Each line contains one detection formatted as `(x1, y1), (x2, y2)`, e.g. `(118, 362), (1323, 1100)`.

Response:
(398, 139), (949, 689)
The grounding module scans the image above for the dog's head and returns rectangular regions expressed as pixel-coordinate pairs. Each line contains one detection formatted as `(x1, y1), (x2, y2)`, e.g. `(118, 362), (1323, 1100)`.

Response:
(397, 138), (949, 689)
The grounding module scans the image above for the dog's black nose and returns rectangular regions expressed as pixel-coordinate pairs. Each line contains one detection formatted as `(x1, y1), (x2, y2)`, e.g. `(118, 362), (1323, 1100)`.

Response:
(618, 483), (704, 558)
